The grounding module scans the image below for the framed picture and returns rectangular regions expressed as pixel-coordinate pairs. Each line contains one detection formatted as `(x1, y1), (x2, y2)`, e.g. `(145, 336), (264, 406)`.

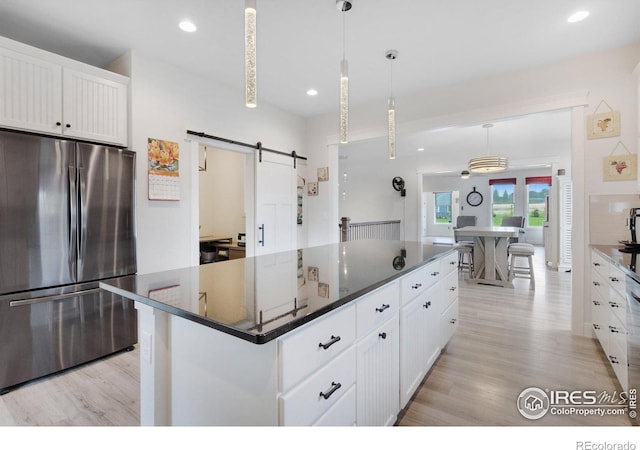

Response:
(318, 282), (329, 298)
(307, 266), (319, 282)
(318, 167), (329, 182)
(307, 181), (318, 196)
(587, 111), (620, 139)
(297, 176), (304, 225)
(603, 153), (637, 181)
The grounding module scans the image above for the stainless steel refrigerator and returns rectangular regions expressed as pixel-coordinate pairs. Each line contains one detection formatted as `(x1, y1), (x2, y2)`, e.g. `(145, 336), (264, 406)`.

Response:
(0, 129), (137, 393)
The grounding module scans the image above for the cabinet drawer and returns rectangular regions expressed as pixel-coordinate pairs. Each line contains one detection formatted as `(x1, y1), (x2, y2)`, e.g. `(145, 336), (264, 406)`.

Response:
(607, 264), (626, 298)
(356, 281), (399, 338)
(441, 251), (459, 275)
(312, 384), (356, 426)
(591, 251), (608, 279)
(441, 299), (459, 348)
(279, 304), (356, 393)
(607, 288), (627, 326)
(441, 269), (458, 312)
(400, 264), (431, 306)
(279, 346), (356, 426)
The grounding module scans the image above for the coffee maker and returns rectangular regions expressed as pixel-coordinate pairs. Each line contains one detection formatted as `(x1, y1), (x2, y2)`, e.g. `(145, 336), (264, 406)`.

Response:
(620, 208), (640, 250)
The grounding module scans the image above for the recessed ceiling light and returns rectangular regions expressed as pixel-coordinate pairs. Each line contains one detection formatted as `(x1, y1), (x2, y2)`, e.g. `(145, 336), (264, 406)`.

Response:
(306, 89), (318, 96)
(417, 147), (425, 152)
(567, 11), (589, 23)
(179, 20), (197, 32)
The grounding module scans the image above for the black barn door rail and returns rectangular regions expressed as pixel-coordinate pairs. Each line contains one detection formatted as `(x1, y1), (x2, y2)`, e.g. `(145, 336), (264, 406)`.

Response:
(187, 130), (307, 168)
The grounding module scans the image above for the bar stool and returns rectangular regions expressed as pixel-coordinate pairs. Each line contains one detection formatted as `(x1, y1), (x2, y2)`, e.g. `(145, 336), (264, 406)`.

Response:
(508, 243), (535, 290)
(454, 243), (474, 276)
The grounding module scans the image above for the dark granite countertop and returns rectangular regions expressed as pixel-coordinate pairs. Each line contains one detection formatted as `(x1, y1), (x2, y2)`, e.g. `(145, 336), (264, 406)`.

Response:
(591, 244), (640, 284)
(100, 240), (455, 344)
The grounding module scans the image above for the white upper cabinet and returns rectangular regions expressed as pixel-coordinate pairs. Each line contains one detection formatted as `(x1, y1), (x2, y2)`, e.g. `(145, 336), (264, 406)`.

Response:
(0, 47), (62, 135)
(62, 68), (127, 145)
(0, 39), (128, 146)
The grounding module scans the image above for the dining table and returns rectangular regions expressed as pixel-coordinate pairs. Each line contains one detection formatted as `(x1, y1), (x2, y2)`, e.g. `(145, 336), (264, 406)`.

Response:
(454, 226), (521, 287)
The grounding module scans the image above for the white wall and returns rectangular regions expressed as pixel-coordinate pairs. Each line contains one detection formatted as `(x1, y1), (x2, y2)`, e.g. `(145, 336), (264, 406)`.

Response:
(305, 41), (640, 337)
(111, 50), (306, 274)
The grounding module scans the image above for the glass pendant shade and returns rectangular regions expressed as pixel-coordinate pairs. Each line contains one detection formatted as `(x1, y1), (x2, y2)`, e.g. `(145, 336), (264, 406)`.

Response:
(245, 0), (257, 108)
(340, 59), (349, 144)
(388, 97), (396, 160)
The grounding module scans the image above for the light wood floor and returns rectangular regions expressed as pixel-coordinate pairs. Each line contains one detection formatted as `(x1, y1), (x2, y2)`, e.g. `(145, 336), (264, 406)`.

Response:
(0, 246), (632, 426)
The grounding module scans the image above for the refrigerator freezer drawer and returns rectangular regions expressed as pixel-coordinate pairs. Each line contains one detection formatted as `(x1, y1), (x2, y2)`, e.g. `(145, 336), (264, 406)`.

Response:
(0, 288), (137, 391)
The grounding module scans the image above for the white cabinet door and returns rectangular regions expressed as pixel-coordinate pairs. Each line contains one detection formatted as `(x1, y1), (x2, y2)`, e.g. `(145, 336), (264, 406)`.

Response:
(356, 316), (400, 426)
(399, 284), (440, 408)
(255, 151), (296, 256)
(0, 47), (62, 135)
(62, 68), (127, 145)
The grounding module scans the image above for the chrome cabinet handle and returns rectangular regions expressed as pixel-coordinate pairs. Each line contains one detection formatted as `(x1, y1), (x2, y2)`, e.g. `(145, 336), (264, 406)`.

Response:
(376, 304), (390, 313)
(318, 335), (341, 350)
(319, 382), (341, 400)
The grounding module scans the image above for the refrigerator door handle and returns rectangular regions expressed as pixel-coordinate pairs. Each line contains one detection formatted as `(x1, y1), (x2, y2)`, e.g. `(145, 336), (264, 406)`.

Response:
(9, 288), (102, 307)
(78, 167), (87, 274)
(69, 166), (78, 276)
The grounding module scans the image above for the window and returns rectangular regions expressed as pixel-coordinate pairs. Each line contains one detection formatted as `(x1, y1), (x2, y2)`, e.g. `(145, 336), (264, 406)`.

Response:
(434, 192), (452, 224)
(526, 176), (551, 227)
(490, 178), (516, 226)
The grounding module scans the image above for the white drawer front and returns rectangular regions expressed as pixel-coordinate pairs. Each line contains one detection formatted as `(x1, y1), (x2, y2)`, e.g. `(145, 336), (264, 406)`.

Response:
(312, 384), (356, 426)
(607, 313), (628, 391)
(607, 264), (625, 298)
(279, 346), (356, 426)
(441, 251), (459, 275)
(441, 269), (458, 312)
(400, 266), (428, 306)
(441, 299), (459, 348)
(356, 281), (399, 338)
(279, 304), (356, 393)
(591, 251), (608, 279)
(607, 288), (627, 326)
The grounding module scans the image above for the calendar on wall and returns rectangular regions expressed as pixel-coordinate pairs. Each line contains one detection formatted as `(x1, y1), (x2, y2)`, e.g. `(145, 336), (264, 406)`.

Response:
(147, 137), (180, 201)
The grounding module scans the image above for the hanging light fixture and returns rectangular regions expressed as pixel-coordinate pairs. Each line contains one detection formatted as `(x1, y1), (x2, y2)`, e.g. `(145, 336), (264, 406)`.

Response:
(245, 0), (257, 108)
(337, 1), (352, 143)
(468, 124), (508, 173)
(386, 50), (398, 159)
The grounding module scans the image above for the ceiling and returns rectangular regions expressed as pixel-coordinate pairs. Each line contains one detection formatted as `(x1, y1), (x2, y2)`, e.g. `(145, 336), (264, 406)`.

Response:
(0, 1), (637, 172)
(0, 0), (638, 119)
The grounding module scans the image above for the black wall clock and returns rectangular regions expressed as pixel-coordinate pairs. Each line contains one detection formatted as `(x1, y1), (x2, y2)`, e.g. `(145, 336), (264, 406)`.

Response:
(466, 187), (483, 207)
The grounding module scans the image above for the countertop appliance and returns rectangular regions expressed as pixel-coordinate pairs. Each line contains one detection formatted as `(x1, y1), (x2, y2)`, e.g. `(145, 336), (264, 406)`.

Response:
(0, 129), (137, 393)
(620, 208), (640, 250)
(627, 275), (640, 425)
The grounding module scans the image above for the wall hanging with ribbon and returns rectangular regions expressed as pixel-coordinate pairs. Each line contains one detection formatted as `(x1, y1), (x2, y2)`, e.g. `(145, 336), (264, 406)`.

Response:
(603, 140), (636, 181)
(587, 99), (620, 139)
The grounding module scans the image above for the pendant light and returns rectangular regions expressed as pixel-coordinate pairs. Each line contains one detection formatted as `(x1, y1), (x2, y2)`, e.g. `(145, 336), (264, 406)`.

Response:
(468, 124), (508, 173)
(337, 1), (352, 143)
(386, 50), (398, 160)
(245, 0), (257, 108)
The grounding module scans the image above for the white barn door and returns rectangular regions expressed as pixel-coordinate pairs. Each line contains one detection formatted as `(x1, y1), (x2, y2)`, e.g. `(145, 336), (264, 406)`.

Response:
(255, 151), (296, 255)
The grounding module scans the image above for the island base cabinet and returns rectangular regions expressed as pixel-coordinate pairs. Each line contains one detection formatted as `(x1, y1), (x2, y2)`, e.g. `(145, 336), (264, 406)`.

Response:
(356, 317), (400, 426)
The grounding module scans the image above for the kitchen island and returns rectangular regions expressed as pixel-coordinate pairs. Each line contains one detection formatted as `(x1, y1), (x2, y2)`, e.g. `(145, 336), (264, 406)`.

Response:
(101, 240), (459, 426)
